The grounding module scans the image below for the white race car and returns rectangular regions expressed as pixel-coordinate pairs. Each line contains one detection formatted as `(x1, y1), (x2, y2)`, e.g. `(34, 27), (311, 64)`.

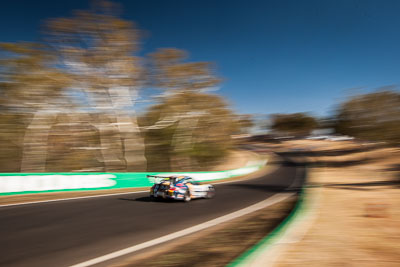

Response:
(148, 175), (215, 202)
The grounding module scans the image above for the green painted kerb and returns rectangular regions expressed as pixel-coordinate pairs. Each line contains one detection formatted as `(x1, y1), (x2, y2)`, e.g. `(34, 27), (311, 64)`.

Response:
(226, 174), (308, 267)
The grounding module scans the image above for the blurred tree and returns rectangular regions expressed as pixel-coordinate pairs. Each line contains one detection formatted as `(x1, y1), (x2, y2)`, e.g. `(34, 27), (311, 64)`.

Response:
(334, 90), (400, 144)
(44, 0), (146, 171)
(0, 1), (244, 172)
(0, 42), (72, 171)
(149, 48), (221, 93)
(144, 48), (232, 170)
(236, 114), (254, 134)
(270, 113), (318, 137)
(142, 91), (237, 171)
(317, 116), (336, 130)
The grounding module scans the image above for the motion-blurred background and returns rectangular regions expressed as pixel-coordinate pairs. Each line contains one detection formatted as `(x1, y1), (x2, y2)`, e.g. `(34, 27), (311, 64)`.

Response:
(0, 0), (399, 173)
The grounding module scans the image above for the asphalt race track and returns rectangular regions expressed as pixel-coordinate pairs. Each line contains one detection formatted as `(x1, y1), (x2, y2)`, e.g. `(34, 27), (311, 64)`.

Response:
(0, 156), (305, 267)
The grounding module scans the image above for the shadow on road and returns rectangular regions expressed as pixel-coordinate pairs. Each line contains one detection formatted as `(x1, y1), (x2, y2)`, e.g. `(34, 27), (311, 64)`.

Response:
(312, 158), (373, 167)
(278, 144), (383, 157)
(129, 196), (184, 203)
(226, 183), (302, 193)
(133, 196), (155, 202)
(310, 180), (400, 191)
(118, 197), (137, 202)
(277, 152), (374, 168)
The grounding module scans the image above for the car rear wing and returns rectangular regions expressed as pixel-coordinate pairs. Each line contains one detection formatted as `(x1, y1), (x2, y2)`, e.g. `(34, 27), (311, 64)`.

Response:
(147, 175), (174, 184)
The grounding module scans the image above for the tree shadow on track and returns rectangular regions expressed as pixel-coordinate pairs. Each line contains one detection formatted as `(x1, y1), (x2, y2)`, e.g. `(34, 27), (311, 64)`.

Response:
(309, 180), (400, 191)
(313, 158), (373, 167)
(121, 196), (179, 203)
(118, 197), (138, 202)
(119, 196), (155, 202)
(226, 183), (302, 193)
(277, 144), (383, 157)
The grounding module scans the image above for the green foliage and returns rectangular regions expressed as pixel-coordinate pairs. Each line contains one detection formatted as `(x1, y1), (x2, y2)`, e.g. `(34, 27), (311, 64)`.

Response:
(334, 90), (400, 144)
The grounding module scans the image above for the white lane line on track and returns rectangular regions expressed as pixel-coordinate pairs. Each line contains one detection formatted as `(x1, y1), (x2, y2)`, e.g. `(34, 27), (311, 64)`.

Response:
(69, 192), (296, 267)
(0, 190), (148, 208)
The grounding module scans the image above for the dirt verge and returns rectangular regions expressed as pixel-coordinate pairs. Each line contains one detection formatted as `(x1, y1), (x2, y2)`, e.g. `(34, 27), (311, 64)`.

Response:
(272, 140), (400, 267)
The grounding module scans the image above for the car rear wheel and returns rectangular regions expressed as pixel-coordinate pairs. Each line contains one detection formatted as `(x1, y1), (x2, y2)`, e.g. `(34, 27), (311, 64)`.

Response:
(206, 186), (215, 199)
(183, 191), (191, 202)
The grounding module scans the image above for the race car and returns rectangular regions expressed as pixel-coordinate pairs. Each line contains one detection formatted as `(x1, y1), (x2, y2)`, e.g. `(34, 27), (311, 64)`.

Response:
(147, 175), (215, 202)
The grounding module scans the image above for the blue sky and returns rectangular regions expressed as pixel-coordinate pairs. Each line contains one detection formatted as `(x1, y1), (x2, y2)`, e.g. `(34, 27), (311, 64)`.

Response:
(1, 0), (400, 117)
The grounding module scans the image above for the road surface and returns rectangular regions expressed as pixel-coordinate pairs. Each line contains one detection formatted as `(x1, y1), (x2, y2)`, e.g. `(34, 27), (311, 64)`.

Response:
(0, 155), (305, 267)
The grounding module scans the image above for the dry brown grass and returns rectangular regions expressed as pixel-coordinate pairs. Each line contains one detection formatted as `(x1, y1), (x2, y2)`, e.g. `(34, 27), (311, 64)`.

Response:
(274, 140), (400, 267)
